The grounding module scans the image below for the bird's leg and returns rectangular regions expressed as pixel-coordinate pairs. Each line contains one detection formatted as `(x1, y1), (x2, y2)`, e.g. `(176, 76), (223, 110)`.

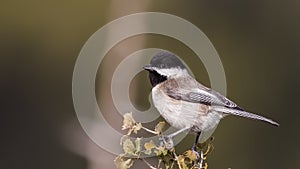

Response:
(195, 137), (214, 169)
(192, 132), (201, 151)
(160, 127), (190, 150)
(191, 132), (201, 159)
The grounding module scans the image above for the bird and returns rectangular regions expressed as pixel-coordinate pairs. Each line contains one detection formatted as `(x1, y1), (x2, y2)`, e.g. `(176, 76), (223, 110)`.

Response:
(143, 51), (279, 151)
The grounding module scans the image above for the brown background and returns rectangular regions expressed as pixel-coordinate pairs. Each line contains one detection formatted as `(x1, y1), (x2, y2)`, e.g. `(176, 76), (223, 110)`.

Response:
(1, 1), (299, 169)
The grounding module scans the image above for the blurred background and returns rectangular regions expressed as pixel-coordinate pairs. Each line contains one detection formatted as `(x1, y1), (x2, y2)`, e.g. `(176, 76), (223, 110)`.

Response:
(1, 0), (299, 169)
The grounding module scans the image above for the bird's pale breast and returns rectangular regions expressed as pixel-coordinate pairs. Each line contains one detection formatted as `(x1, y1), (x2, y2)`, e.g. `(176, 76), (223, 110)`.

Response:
(152, 82), (223, 138)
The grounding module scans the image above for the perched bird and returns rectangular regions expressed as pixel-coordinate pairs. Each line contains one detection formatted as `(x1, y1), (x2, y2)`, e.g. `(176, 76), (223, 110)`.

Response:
(143, 51), (279, 150)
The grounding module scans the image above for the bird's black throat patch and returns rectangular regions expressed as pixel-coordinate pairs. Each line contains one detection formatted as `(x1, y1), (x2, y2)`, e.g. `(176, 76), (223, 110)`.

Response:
(148, 70), (167, 87)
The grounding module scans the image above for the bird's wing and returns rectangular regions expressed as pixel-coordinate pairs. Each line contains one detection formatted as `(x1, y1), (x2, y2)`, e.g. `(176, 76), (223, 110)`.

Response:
(166, 86), (242, 110)
(166, 86), (279, 126)
(163, 78), (279, 126)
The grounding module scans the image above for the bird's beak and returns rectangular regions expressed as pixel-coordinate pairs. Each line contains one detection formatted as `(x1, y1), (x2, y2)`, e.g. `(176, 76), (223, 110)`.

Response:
(143, 64), (154, 71)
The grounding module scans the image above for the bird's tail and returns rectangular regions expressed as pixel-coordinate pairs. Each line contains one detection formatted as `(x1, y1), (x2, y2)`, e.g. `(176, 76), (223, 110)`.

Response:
(212, 106), (279, 126)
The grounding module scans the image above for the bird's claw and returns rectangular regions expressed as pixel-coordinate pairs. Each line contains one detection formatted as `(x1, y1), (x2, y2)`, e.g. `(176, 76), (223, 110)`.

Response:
(191, 144), (200, 159)
(191, 149), (200, 159)
(159, 135), (174, 150)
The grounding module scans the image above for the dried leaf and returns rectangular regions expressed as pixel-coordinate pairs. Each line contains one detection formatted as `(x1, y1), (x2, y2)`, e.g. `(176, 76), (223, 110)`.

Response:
(122, 113), (136, 131)
(177, 155), (188, 169)
(133, 123), (142, 134)
(155, 121), (165, 134)
(114, 156), (134, 169)
(185, 150), (198, 161)
(144, 140), (156, 155)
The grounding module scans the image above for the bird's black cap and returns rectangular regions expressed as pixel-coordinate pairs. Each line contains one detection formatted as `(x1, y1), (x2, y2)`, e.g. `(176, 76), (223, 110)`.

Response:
(146, 51), (187, 70)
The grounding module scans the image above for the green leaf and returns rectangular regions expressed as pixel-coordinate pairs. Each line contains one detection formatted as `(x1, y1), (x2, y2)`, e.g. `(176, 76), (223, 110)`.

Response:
(135, 137), (142, 153)
(122, 138), (135, 155)
(155, 146), (168, 156)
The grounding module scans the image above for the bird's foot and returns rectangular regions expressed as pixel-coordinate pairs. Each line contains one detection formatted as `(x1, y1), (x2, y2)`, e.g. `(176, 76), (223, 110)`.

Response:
(196, 137), (214, 159)
(191, 145), (200, 159)
(193, 150), (205, 169)
(159, 135), (174, 150)
(186, 148), (206, 169)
